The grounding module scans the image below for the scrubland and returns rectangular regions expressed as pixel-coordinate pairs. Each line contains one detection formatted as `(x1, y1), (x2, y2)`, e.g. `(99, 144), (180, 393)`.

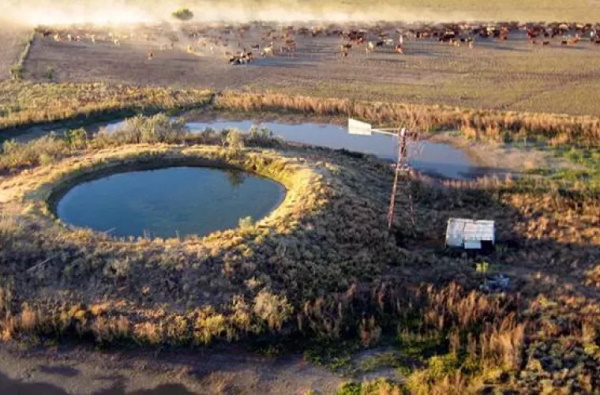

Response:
(215, 92), (600, 147)
(0, 115), (598, 393)
(0, 11), (599, 391)
(3, 82), (600, 148)
(0, 81), (213, 131)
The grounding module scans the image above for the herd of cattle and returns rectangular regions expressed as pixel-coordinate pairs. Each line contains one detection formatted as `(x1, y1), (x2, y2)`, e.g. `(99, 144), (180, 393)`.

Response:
(38, 21), (600, 65)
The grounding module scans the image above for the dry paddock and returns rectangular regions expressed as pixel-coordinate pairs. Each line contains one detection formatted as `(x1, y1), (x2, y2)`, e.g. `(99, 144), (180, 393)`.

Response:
(21, 24), (600, 117)
(0, 22), (32, 80)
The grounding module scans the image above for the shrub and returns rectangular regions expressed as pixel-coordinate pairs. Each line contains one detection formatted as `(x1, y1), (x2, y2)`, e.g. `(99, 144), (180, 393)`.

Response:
(103, 258), (131, 279)
(110, 114), (188, 144)
(43, 66), (56, 82)
(336, 379), (401, 395)
(247, 127), (280, 147)
(253, 290), (293, 332)
(0, 82), (213, 131)
(9, 65), (23, 81)
(0, 134), (69, 170)
(65, 128), (87, 149)
(223, 129), (245, 154)
(238, 216), (254, 229)
(172, 8), (194, 21)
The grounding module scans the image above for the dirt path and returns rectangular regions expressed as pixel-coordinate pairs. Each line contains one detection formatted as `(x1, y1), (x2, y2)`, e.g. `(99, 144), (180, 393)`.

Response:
(0, 343), (343, 395)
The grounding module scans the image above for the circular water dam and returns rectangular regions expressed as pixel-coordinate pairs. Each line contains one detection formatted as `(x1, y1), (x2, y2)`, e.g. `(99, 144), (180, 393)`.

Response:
(56, 167), (285, 238)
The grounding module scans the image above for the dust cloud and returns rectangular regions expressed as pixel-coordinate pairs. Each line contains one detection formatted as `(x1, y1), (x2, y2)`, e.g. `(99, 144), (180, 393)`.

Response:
(0, 0), (477, 27)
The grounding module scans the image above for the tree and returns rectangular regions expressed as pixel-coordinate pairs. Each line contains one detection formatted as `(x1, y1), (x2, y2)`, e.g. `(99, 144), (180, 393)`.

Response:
(172, 8), (194, 22)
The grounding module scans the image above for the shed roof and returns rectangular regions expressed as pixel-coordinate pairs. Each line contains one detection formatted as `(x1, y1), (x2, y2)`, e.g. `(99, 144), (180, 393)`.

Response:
(446, 218), (495, 242)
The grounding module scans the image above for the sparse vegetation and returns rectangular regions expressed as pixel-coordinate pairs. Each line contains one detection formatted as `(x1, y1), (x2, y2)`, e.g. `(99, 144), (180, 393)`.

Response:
(1, 133), (69, 170)
(1, 10), (600, 391)
(215, 92), (600, 147)
(3, 83), (599, 149)
(42, 66), (56, 82)
(8, 31), (34, 81)
(0, 113), (598, 393)
(9, 65), (24, 81)
(0, 81), (213, 131)
(108, 114), (188, 144)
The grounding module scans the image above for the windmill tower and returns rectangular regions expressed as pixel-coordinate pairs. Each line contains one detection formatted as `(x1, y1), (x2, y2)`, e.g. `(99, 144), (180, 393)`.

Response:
(348, 119), (409, 229)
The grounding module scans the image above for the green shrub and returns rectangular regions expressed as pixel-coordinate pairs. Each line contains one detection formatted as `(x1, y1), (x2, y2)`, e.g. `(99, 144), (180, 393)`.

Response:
(43, 66), (56, 82)
(172, 8), (194, 21)
(65, 128), (87, 149)
(336, 379), (400, 395)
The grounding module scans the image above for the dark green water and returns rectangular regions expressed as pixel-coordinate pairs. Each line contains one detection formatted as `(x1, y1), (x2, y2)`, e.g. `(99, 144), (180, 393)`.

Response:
(56, 167), (285, 238)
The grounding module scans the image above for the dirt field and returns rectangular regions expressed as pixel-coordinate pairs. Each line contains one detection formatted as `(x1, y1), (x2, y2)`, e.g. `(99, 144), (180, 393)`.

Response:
(0, 22), (31, 80)
(6, 0), (600, 25)
(23, 23), (600, 116)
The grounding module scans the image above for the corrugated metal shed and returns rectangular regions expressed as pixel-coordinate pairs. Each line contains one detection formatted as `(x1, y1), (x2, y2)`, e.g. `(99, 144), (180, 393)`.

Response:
(446, 218), (495, 249)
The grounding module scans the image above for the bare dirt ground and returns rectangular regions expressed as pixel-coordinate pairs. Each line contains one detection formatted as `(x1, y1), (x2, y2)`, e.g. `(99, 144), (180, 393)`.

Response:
(23, 24), (600, 116)
(0, 22), (31, 79)
(0, 343), (342, 394)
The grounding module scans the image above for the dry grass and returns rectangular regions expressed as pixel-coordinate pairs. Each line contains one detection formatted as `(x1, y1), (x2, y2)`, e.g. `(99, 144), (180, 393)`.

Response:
(8, 30), (35, 81)
(0, 81), (213, 131)
(2, 82), (599, 148)
(0, 117), (598, 393)
(215, 92), (600, 147)
(0, 130), (398, 347)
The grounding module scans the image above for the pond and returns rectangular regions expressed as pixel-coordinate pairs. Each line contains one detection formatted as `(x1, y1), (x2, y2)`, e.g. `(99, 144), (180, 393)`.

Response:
(105, 119), (487, 179)
(56, 167), (285, 238)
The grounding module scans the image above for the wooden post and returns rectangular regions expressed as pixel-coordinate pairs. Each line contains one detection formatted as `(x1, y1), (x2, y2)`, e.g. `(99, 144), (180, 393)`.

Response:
(387, 128), (407, 229)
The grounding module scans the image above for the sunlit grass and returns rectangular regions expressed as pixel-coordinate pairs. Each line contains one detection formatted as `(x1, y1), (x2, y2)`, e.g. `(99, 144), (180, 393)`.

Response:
(0, 80), (213, 130)
(0, 122), (599, 392)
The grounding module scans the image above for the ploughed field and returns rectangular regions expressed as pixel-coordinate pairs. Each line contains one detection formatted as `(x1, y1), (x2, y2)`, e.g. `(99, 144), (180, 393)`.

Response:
(22, 21), (600, 116)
